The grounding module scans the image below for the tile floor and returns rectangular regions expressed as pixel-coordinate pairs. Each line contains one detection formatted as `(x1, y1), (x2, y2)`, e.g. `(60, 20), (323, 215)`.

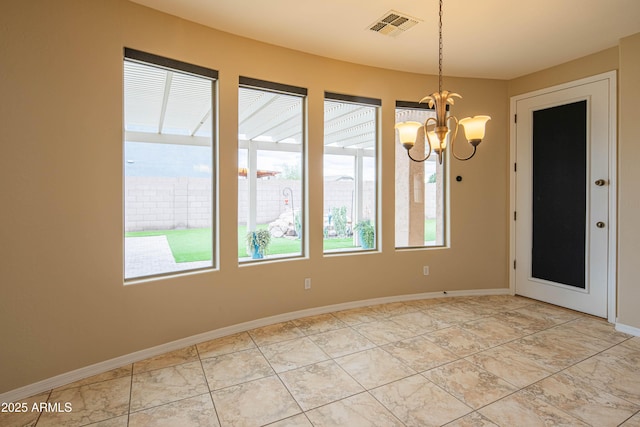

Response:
(3, 295), (640, 426)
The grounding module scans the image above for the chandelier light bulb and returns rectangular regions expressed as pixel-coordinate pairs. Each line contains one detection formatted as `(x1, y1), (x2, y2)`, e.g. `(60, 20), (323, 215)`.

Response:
(395, 121), (422, 150)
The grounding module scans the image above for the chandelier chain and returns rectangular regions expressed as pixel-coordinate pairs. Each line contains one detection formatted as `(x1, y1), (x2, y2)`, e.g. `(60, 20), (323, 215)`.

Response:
(438, 0), (443, 94)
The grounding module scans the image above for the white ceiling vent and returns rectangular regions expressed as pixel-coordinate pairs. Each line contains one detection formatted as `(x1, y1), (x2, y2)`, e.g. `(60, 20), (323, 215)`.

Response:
(368, 10), (420, 37)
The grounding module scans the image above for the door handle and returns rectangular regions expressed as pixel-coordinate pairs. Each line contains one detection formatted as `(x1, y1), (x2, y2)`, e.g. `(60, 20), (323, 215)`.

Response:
(595, 179), (607, 186)
(596, 221), (606, 228)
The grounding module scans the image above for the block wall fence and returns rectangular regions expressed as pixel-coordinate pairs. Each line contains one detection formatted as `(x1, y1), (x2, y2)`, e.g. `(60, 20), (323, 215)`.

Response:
(125, 178), (433, 232)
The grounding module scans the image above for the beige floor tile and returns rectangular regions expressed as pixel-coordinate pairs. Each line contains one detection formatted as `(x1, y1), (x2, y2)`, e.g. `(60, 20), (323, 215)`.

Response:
(335, 347), (415, 389)
(292, 313), (346, 335)
(382, 335), (458, 372)
(0, 391), (50, 427)
(404, 297), (447, 309)
(526, 372), (639, 427)
(370, 302), (416, 317)
(196, 332), (256, 359)
(249, 321), (305, 346)
(37, 376), (130, 426)
(547, 326), (613, 353)
(621, 412), (640, 426)
(55, 365), (132, 391)
(353, 319), (416, 345)
(370, 374), (472, 427)
(7, 295), (639, 427)
(466, 346), (553, 388)
(566, 344), (640, 404)
(133, 346), (199, 374)
(261, 337), (329, 373)
(424, 326), (491, 357)
(266, 413), (313, 426)
(475, 295), (534, 312)
(307, 327), (375, 358)
(462, 316), (526, 346)
(443, 411), (499, 427)
(422, 304), (485, 324)
(449, 300), (498, 316)
(201, 347), (273, 390)
(480, 391), (590, 426)
(501, 338), (567, 372)
(503, 327), (609, 372)
(515, 302), (583, 325)
(305, 392), (404, 427)
(279, 360), (364, 410)
(555, 316), (633, 344)
(496, 310), (555, 334)
(423, 359), (518, 409)
(130, 361), (208, 412)
(623, 336), (640, 351)
(129, 393), (219, 426)
(84, 415), (129, 426)
(212, 376), (301, 426)
(389, 311), (450, 335)
(606, 340), (640, 365)
(332, 306), (382, 325)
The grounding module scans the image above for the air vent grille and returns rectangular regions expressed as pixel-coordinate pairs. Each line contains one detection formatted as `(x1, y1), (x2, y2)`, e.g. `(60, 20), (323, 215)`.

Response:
(368, 10), (420, 37)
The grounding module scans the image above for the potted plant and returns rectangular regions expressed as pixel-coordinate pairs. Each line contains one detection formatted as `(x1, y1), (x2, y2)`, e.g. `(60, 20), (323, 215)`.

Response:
(294, 210), (302, 239)
(246, 229), (271, 259)
(354, 220), (375, 249)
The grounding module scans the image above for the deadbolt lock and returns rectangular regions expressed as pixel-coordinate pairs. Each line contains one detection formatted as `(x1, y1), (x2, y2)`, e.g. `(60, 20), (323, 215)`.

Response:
(595, 179), (607, 186)
(596, 221), (606, 228)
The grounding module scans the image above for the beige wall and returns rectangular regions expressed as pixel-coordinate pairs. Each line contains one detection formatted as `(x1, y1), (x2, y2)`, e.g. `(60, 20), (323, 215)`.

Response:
(617, 33), (640, 330)
(0, 0), (509, 393)
(507, 47), (619, 97)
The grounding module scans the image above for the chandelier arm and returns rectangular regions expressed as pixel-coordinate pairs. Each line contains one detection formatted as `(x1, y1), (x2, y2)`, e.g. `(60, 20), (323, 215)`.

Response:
(447, 115), (479, 161)
(406, 150), (431, 163)
(423, 116), (436, 161)
(406, 118), (433, 162)
(451, 138), (478, 161)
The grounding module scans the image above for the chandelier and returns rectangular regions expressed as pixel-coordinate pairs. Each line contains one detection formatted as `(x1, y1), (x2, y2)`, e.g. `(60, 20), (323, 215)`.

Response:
(395, 0), (490, 164)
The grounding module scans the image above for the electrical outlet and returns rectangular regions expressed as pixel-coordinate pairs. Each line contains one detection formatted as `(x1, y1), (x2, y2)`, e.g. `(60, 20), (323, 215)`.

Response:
(423, 266), (430, 276)
(304, 278), (311, 290)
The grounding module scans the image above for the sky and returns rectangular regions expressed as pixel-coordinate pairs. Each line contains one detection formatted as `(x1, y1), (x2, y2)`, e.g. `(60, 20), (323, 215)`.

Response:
(124, 141), (434, 181)
(124, 142), (212, 177)
(126, 141), (369, 180)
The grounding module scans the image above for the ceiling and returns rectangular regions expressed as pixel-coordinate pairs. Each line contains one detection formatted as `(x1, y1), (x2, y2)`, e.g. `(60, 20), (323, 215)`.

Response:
(129, 0), (640, 80)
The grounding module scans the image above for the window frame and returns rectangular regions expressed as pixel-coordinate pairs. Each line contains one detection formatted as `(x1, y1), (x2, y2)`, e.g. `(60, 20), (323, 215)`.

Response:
(238, 77), (308, 263)
(394, 100), (449, 250)
(123, 48), (218, 281)
(323, 92), (381, 254)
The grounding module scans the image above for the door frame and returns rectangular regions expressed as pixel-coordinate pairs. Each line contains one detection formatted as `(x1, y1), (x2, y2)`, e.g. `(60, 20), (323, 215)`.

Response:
(509, 71), (617, 323)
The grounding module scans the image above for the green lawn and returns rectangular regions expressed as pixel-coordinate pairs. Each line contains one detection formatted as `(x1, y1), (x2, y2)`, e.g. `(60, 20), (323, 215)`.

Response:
(425, 219), (436, 242)
(126, 219), (437, 263)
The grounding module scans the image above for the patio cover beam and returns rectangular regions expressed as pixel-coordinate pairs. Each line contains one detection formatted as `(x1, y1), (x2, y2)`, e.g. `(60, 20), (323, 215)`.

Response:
(125, 131), (210, 147)
(157, 72), (173, 133)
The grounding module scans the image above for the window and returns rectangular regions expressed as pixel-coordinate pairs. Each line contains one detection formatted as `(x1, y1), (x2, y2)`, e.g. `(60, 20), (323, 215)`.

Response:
(395, 102), (446, 248)
(323, 93), (379, 253)
(238, 78), (306, 262)
(123, 49), (217, 280)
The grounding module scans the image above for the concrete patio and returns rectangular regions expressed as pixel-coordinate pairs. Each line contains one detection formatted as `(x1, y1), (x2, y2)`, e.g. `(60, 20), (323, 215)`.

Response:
(125, 236), (212, 279)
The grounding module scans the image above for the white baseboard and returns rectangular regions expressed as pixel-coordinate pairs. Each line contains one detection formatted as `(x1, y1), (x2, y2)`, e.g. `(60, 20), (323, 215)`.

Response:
(0, 288), (510, 403)
(615, 321), (640, 337)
